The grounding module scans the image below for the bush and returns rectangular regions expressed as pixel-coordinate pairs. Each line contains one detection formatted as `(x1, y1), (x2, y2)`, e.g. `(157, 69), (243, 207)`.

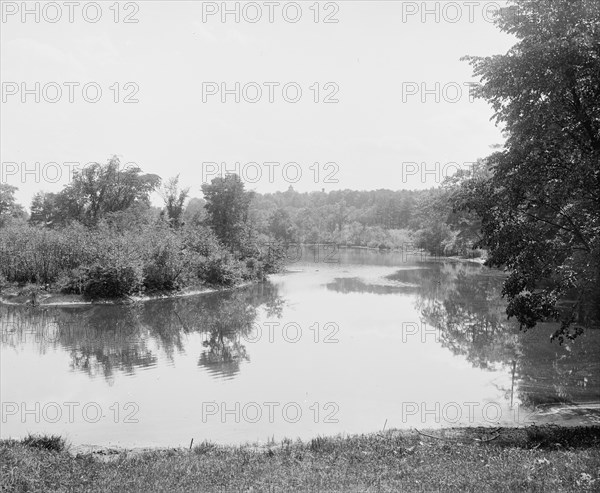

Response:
(242, 257), (264, 281)
(256, 241), (286, 276)
(142, 233), (186, 292)
(0, 218), (283, 299)
(182, 226), (221, 258)
(82, 262), (144, 299)
(415, 222), (454, 256)
(197, 253), (243, 287)
(22, 434), (66, 452)
(0, 223), (94, 285)
(80, 234), (145, 299)
(56, 267), (87, 295)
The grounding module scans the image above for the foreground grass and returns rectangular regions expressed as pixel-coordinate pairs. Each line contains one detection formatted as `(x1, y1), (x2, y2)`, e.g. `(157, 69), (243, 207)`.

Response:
(1, 426), (599, 492)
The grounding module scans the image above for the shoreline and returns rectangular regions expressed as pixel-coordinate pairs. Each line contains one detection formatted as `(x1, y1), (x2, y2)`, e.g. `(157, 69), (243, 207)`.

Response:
(0, 249), (487, 307)
(3, 425), (599, 491)
(0, 281), (255, 308)
(335, 244), (488, 264)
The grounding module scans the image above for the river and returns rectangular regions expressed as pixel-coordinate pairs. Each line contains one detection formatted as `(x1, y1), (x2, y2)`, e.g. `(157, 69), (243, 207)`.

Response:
(1, 247), (599, 447)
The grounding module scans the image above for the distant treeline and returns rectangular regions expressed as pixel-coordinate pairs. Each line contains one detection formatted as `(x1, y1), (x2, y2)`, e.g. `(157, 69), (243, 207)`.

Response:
(248, 167), (485, 257)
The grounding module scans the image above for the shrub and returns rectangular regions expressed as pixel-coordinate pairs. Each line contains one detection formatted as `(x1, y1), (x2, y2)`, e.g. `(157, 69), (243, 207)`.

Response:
(22, 434), (66, 452)
(197, 253), (243, 287)
(82, 262), (144, 299)
(0, 218), (281, 299)
(80, 234), (145, 299)
(256, 241), (286, 276)
(0, 223), (94, 285)
(56, 267), (87, 294)
(242, 257), (264, 281)
(182, 225), (221, 258)
(142, 233), (186, 292)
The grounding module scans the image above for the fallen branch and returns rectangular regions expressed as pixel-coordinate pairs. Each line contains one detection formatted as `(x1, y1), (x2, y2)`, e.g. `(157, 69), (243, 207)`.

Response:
(414, 428), (452, 441)
(415, 428), (503, 443)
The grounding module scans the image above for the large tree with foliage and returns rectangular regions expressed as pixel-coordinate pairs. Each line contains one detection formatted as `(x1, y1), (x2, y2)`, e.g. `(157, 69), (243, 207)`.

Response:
(0, 184), (26, 226)
(159, 175), (190, 228)
(29, 192), (59, 226)
(457, 0), (600, 341)
(48, 156), (161, 226)
(201, 174), (254, 249)
(268, 208), (297, 242)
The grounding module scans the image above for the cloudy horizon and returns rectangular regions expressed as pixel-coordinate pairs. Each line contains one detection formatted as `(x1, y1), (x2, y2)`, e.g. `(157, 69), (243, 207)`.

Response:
(2, 1), (515, 209)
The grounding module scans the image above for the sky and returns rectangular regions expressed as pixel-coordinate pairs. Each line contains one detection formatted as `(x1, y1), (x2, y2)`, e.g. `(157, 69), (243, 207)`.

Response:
(0, 1), (516, 209)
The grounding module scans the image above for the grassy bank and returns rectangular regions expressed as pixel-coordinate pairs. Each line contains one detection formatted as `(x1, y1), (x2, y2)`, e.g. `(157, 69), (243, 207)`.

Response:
(2, 426), (599, 492)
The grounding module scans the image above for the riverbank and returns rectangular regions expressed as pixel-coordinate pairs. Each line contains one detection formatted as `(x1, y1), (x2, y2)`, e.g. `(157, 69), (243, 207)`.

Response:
(2, 426), (598, 492)
(336, 244), (488, 265)
(0, 282), (250, 307)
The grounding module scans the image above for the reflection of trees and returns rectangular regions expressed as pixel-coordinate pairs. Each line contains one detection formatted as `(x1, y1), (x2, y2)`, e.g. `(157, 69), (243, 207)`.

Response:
(0, 282), (283, 382)
(320, 257), (600, 409)
(418, 268), (521, 370)
(325, 277), (416, 295)
(60, 306), (155, 381)
(412, 262), (600, 408)
(196, 291), (262, 380)
(516, 325), (600, 408)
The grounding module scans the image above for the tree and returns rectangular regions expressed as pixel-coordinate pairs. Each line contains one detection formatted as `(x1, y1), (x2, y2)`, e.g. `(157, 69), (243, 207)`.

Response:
(58, 156), (161, 226)
(0, 184), (25, 226)
(201, 174), (254, 249)
(458, 0), (600, 341)
(29, 192), (59, 226)
(159, 175), (189, 228)
(183, 197), (207, 226)
(268, 208), (296, 242)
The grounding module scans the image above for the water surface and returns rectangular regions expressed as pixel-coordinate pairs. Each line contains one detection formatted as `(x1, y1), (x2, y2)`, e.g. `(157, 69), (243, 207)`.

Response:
(1, 248), (599, 447)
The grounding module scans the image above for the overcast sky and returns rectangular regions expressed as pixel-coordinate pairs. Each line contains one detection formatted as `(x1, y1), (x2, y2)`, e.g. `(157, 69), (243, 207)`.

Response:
(1, 1), (516, 208)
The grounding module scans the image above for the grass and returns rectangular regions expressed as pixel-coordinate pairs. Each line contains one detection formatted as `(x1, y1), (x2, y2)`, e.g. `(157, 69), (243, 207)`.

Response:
(19, 434), (67, 453)
(1, 426), (599, 492)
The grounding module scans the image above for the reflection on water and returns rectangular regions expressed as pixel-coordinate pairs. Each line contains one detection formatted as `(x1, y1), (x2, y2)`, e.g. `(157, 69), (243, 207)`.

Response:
(1, 283), (283, 382)
(1, 249), (599, 446)
(326, 276), (418, 295)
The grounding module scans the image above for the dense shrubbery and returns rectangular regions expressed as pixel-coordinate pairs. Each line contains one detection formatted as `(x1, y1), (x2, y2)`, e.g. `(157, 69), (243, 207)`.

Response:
(0, 166), (291, 300)
(196, 253), (244, 287)
(0, 221), (283, 299)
